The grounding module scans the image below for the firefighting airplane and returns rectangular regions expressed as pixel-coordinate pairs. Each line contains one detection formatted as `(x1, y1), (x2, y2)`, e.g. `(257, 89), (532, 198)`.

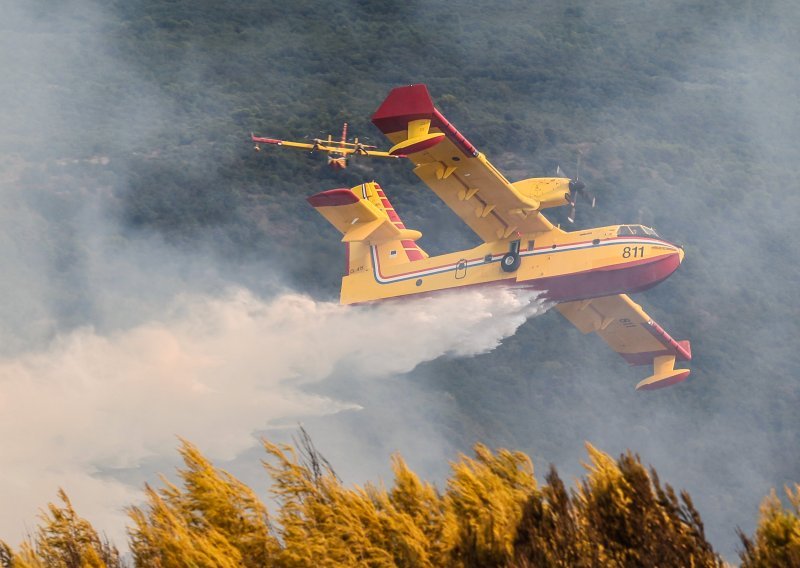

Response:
(251, 122), (402, 169)
(306, 85), (691, 390)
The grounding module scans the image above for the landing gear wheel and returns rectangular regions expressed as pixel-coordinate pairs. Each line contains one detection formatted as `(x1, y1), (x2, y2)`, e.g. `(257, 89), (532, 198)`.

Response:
(500, 252), (520, 273)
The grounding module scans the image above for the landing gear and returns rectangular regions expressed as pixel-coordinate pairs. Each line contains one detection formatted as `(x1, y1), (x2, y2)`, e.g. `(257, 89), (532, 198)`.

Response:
(501, 253), (520, 272)
(500, 239), (521, 273)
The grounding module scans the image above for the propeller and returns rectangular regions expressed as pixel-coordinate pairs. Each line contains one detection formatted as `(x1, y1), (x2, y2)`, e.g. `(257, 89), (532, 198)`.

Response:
(352, 137), (368, 156)
(557, 156), (595, 223)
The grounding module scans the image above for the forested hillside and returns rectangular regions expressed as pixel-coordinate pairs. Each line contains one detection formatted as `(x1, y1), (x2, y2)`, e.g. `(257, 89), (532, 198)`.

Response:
(1, 0), (799, 561)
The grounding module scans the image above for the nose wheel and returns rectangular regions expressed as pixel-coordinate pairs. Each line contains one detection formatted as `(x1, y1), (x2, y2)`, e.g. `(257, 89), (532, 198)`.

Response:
(500, 239), (521, 273)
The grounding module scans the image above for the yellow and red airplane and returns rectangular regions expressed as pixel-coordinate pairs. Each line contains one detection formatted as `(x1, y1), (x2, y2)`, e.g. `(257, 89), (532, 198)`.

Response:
(251, 122), (403, 169)
(306, 85), (691, 390)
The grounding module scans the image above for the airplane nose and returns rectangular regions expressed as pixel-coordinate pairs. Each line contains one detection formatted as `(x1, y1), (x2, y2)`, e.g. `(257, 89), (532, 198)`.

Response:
(677, 246), (684, 264)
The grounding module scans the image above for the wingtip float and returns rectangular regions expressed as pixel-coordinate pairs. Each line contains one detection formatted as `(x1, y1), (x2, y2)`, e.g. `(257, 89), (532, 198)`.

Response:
(305, 84), (691, 390)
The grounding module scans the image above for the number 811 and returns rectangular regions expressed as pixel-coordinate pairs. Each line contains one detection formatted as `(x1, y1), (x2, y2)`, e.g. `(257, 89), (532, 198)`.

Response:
(622, 246), (645, 258)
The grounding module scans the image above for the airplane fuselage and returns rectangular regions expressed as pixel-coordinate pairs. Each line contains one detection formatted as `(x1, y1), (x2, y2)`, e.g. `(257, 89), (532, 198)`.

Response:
(327, 153), (348, 169)
(340, 224), (683, 305)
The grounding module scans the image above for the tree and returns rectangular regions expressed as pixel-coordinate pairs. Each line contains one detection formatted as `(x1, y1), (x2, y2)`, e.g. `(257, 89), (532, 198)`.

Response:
(513, 444), (722, 567)
(127, 439), (280, 567)
(739, 484), (800, 567)
(575, 444), (721, 567)
(0, 489), (121, 568)
(2, 436), (727, 567)
(445, 444), (537, 567)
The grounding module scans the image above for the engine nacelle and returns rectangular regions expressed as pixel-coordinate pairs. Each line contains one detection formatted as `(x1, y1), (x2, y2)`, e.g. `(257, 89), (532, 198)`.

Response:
(512, 177), (571, 210)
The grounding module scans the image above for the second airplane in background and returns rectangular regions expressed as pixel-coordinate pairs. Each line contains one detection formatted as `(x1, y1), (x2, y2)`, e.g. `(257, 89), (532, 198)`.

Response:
(252, 122), (402, 169)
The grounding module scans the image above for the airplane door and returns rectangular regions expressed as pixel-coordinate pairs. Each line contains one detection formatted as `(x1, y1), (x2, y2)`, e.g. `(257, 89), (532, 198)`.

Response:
(455, 259), (467, 279)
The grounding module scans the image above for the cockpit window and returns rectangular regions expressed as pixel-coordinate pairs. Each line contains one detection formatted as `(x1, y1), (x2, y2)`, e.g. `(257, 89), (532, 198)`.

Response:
(617, 225), (659, 238)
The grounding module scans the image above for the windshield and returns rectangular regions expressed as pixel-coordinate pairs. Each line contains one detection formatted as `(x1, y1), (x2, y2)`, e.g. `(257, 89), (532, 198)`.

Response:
(617, 225), (659, 238)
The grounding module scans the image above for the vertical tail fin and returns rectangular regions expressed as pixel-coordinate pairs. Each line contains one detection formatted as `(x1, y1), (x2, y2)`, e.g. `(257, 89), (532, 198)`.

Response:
(307, 181), (427, 277)
(368, 182), (428, 262)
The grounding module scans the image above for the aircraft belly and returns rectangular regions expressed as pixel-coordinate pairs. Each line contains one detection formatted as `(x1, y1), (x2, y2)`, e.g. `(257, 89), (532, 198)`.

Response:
(518, 252), (682, 302)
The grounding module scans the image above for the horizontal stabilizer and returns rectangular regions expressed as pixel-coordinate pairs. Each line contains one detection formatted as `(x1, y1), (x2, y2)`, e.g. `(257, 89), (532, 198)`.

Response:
(307, 188), (422, 244)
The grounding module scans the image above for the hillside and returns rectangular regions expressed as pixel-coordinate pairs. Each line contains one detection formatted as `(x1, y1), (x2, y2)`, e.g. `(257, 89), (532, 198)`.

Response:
(1, 0), (799, 559)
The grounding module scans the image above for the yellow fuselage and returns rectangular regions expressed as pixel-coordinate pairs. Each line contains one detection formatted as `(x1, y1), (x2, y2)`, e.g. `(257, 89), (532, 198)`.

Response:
(341, 226), (683, 305)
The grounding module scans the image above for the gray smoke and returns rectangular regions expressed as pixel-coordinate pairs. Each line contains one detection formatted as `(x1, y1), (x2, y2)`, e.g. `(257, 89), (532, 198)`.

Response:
(2, 1), (799, 563)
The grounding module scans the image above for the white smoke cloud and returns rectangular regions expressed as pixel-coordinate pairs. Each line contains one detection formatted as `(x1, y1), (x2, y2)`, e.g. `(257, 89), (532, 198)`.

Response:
(0, 286), (549, 548)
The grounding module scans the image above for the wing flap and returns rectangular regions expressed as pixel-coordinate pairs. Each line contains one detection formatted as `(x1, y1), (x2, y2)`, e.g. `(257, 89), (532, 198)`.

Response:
(557, 294), (691, 390)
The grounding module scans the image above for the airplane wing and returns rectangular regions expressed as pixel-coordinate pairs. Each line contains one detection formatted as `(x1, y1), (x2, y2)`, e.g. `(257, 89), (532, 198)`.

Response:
(251, 135), (318, 151)
(336, 147), (403, 159)
(556, 294), (691, 390)
(251, 134), (402, 159)
(371, 85), (555, 242)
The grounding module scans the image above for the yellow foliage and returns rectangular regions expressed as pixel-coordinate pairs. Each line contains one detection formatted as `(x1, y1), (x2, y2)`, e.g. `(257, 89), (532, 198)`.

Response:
(388, 454), (451, 564)
(580, 442), (632, 511)
(263, 439), (440, 567)
(445, 443), (537, 567)
(739, 485), (800, 567)
(261, 439), (539, 567)
(129, 485), (243, 567)
(0, 489), (120, 568)
(575, 443), (721, 567)
(127, 439), (280, 567)
(1, 436), (731, 568)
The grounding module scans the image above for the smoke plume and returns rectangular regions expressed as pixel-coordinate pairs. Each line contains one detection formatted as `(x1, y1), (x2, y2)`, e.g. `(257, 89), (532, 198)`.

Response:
(0, 286), (548, 547)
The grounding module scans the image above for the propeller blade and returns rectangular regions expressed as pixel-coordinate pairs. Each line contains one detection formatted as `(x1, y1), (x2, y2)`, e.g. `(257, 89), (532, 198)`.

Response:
(567, 193), (578, 223)
(561, 152), (594, 221)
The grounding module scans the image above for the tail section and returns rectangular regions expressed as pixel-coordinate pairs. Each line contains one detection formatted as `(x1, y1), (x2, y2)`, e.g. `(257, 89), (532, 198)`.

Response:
(367, 182), (428, 262)
(307, 182), (427, 301)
